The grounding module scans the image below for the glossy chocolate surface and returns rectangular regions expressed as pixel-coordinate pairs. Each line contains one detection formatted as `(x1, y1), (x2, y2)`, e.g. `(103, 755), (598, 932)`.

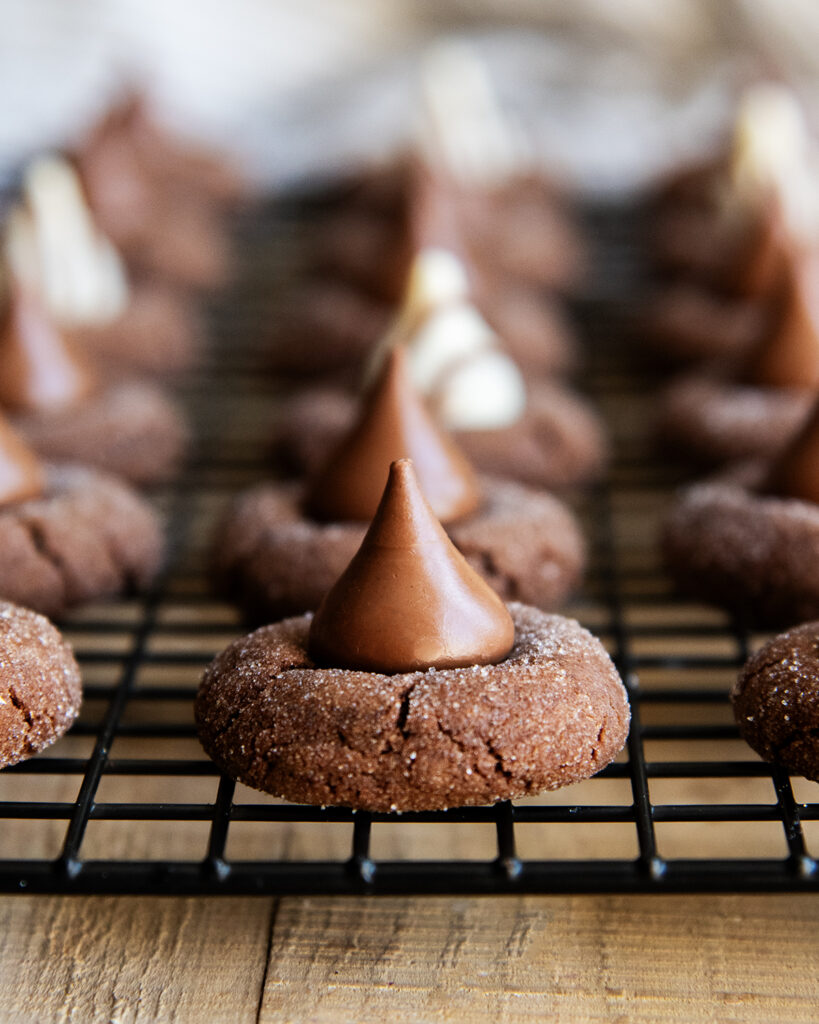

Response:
(304, 346), (481, 524)
(307, 458), (514, 673)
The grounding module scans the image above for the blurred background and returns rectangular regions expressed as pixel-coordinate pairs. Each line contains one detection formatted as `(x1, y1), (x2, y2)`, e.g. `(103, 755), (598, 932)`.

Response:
(3, 0), (819, 196)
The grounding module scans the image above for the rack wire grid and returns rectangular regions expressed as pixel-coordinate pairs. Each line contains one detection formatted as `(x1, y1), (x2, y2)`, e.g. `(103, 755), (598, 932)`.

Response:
(1, 200), (818, 897)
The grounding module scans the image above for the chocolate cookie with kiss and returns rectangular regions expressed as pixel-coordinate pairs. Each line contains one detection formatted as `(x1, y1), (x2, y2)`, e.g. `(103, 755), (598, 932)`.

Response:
(198, 458), (628, 812)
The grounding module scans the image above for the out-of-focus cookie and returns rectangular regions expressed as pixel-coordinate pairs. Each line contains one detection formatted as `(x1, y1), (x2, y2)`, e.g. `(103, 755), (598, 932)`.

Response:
(271, 248), (604, 489)
(648, 84), (815, 299)
(80, 279), (204, 378)
(2, 155), (204, 378)
(663, 401), (819, 626)
(75, 105), (234, 290)
(663, 480), (819, 627)
(272, 275), (577, 382)
(641, 284), (766, 365)
(12, 381), (188, 487)
(657, 374), (811, 466)
(273, 378), (606, 490)
(656, 250), (819, 466)
(0, 285), (187, 485)
(0, 403), (162, 616)
(0, 463), (164, 619)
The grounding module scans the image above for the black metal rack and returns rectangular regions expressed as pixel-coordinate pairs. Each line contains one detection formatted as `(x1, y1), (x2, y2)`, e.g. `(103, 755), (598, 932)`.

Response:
(1, 203), (817, 895)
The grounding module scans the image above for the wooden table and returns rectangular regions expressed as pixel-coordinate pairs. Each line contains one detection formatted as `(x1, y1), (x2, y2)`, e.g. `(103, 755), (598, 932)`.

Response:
(2, 891), (818, 1021)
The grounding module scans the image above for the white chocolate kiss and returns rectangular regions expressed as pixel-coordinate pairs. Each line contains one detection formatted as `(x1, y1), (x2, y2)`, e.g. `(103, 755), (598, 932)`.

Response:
(5, 156), (129, 327)
(730, 83), (819, 242)
(367, 248), (526, 431)
(417, 39), (529, 189)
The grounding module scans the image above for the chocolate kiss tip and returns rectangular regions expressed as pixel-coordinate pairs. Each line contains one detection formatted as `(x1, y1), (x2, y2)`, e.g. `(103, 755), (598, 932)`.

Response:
(307, 458), (515, 674)
(304, 345), (481, 525)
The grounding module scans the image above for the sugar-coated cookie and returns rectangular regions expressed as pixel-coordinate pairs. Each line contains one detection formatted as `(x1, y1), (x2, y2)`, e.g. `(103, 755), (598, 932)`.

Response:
(12, 382), (188, 486)
(733, 621), (819, 780)
(0, 601), (82, 768)
(196, 604), (629, 812)
(0, 465), (163, 618)
(658, 375), (810, 465)
(214, 477), (584, 622)
(663, 480), (819, 627)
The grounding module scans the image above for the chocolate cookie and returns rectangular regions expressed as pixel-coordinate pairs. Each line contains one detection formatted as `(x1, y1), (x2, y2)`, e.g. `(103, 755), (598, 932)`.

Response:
(77, 107), (235, 292)
(76, 93), (246, 210)
(455, 381), (606, 489)
(118, 199), (233, 292)
(0, 602), (82, 768)
(0, 464), (163, 618)
(302, 176), (584, 301)
(482, 283), (578, 376)
(657, 374), (811, 465)
(649, 203), (777, 296)
(272, 281), (392, 380)
(663, 480), (819, 627)
(458, 187), (586, 293)
(12, 382), (188, 486)
(649, 156), (723, 210)
(80, 280), (204, 377)
(641, 284), (766, 365)
(732, 621), (819, 779)
(195, 603), (630, 812)
(273, 278), (577, 381)
(214, 477), (585, 622)
(305, 208), (411, 303)
(273, 380), (606, 489)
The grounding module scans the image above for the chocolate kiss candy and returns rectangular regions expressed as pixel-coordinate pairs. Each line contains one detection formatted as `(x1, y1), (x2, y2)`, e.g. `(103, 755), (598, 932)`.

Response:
(0, 284), (95, 413)
(0, 412), (45, 505)
(744, 251), (819, 388)
(765, 398), (819, 503)
(304, 345), (481, 524)
(308, 458), (515, 673)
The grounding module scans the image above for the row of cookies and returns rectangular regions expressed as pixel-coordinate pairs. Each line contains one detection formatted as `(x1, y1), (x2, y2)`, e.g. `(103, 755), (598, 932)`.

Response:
(647, 84), (819, 470)
(0, 95), (248, 771)
(0, 94), (246, 621)
(219, 42), (608, 624)
(639, 84), (819, 783)
(0, 54), (627, 813)
(640, 83), (819, 628)
(0, 97), (241, 618)
(268, 42), (607, 494)
(199, 45), (631, 813)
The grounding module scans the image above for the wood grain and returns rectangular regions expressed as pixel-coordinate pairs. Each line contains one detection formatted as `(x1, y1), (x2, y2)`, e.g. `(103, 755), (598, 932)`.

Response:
(1, 891), (817, 1023)
(259, 894), (819, 1024)
(0, 896), (274, 1024)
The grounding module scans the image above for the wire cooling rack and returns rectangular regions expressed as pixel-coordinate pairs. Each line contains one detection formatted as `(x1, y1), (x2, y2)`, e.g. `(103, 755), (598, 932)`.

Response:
(0, 201), (817, 896)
